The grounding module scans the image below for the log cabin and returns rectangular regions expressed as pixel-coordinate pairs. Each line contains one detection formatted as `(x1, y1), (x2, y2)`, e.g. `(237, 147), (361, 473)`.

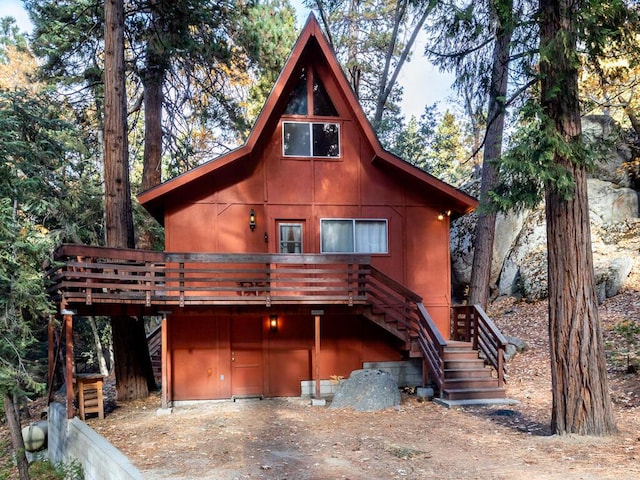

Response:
(47, 15), (507, 415)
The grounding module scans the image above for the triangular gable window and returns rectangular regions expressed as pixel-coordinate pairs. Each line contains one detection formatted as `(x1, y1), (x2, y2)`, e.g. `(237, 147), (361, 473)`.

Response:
(283, 66), (340, 158)
(284, 68), (308, 115)
(284, 67), (337, 117)
(313, 77), (338, 116)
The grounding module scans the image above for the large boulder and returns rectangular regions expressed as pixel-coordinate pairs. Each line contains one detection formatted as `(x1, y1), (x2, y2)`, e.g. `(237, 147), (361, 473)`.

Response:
(588, 178), (638, 223)
(583, 115), (635, 188)
(329, 369), (400, 412)
(451, 164), (639, 302)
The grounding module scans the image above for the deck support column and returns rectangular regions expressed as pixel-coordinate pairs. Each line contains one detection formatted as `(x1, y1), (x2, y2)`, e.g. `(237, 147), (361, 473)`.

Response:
(314, 315), (321, 399)
(311, 309), (324, 402)
(63, 309), (75, 419)
(160, 312), (171, 409)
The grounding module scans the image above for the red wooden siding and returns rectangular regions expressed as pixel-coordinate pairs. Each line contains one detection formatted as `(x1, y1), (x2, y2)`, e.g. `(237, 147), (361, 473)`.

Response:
(167, 310), (402, 401)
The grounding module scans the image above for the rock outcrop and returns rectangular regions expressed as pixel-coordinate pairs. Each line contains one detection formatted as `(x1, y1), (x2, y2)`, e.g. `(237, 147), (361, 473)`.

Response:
(451, 116), (640, 303)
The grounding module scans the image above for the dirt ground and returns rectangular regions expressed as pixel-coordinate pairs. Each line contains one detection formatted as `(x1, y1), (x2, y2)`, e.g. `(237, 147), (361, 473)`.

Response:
(85, 288), (640, 480)
(3, 276), (640, 479)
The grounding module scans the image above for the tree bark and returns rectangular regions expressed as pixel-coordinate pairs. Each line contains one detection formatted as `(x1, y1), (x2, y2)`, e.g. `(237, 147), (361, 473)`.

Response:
(112, 316), (157, 400)
(141, 6), (165, 193)
(104, 0), (152, 401)
(540, 0), (617, 435)
(2, 391), (29, 480)
(468, 0), (513, 309)
(104, 0), (134, 250)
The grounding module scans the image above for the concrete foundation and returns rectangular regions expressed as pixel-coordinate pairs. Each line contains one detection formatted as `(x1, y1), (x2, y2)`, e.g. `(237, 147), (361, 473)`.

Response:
(48, 402), (142, 480)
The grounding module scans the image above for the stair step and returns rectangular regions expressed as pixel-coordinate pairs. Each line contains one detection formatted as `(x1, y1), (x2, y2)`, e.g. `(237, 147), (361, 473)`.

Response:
(443, 358), (486, 370)
(443, 377), (500, 389)
(444, 341), (473, 350)
(443, 387), (507, 401)
(443, 351), (479, 361)
(444, 368), (493, 379)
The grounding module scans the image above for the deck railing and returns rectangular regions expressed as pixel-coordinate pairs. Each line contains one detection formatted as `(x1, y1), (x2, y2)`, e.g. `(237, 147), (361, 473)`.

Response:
(47, 244), (372, 307)
(451, 304), (508, 386)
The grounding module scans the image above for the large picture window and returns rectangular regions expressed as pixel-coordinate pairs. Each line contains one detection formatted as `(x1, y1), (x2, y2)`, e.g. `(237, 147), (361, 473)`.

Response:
(283, 121), (340, 158)
(320, 219), (388, 254)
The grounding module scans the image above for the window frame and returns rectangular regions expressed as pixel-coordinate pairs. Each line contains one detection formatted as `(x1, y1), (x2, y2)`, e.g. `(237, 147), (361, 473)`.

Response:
(282, 121), (341, 158)
(319, 218), (389, 254)
(278, 222), (304, 254)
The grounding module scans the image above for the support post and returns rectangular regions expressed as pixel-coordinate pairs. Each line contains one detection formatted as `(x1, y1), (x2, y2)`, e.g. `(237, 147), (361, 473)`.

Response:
(63, 309), (75, 419)
(311, 309), (324, 404)
(314, 314), (321, 399)
(160, 312), (169, 409)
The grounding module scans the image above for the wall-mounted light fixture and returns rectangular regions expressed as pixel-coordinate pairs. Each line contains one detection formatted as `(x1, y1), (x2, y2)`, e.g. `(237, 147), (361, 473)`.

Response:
(249, 209), (256, 231)
(269, 314), (279, 332)
(437, 210), (452, 221)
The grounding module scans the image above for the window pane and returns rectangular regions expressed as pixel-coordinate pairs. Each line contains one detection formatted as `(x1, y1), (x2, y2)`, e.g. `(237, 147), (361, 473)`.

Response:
(312, 123), (339, 157)
(321, 220), (354, 253)
(355, 221), (388, 253)
(279, 224), (303, 253)
(284, 68), (308, 115)
(313, 77), (338, 116)
(283, 122), (311, 156)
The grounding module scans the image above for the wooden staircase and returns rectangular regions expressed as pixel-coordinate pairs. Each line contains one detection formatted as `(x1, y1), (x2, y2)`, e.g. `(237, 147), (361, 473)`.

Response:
(363, 267), (508, 402)
(147, 326), (162, 386)
(440, 341), (506, 400)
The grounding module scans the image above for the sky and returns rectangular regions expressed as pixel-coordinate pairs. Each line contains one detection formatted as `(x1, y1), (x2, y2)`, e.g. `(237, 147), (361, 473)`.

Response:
(0, 0), (455, 119)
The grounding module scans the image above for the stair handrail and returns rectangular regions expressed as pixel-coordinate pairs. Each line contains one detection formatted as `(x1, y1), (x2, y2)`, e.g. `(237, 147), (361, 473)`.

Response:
(452, 304), (508, 387)
(415, 302), (447, 391)
(366, 266), (446, 390)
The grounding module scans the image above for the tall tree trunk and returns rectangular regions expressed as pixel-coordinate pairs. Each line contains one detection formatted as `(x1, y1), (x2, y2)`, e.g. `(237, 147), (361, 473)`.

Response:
(2, 391), (29, 480)
(112, 317), (157, 399)
(346, 0), (361, 97)
(468, 0), (513, 309)
(141, 74), (163, 192)
(104, 0), (153, 400)
(141, 6), (165, 193)
(540, 0), (616, 435)
(104, 0), (134, 249)
(372, 1), (430, 131)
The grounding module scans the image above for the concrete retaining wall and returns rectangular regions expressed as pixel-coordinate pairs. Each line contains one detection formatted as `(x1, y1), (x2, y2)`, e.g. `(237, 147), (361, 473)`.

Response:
(362, 360), (423, 387)
(301, 360), (423, 396)
(48, 403), (142, 480)
(300, 379), (343, 396)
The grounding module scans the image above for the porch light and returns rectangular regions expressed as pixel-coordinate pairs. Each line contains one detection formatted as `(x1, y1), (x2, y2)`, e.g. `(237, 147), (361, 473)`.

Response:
(249, 209), (256, 231)
(269, 314), (279, 332)
(437, 210), (452, 221)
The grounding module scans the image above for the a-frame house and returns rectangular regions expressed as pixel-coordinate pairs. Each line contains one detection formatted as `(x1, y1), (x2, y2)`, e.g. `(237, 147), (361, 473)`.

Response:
(47, 15), (507, 413)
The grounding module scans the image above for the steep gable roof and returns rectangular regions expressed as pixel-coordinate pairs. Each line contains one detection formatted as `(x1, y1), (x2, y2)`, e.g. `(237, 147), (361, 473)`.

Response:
(139, 14), (477, 222)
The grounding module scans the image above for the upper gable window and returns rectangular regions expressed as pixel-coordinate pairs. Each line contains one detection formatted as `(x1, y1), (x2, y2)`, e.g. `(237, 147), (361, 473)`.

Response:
(284, 69), (308, 115)
(283, 121), (340, 157)
(313, 77), (338, 116)
(284, 67), (338, 117)
(283, 67), (340, 158)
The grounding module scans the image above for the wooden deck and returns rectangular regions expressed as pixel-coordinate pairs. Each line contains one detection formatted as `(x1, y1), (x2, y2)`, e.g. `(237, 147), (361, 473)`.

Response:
(47, 244), (507, 401)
